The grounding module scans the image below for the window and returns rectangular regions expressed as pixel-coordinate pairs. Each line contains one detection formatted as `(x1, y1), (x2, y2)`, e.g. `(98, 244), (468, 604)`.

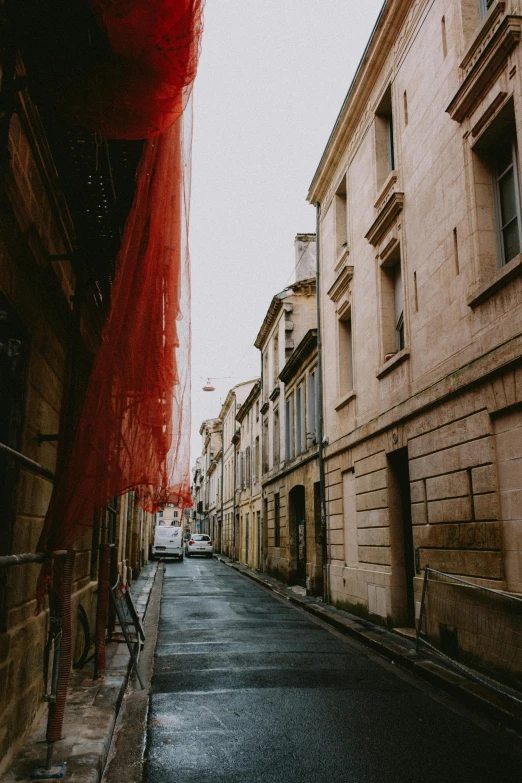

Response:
(262, 417), (269, 473)
(493, 135), (521, 266)
(380, 243), (406, 361)
(295, 383), (305, 455)
(393, 263), (405, 351)
(173, 510), (178, 518)
(285, 393), (294, 461)
(472, 102), (522, 278)
(256, 401), (259, 422)
(335, 177), (348, 259)
(273, 407), (280, 466)
(237, 451), (243, 489)
(479, 0), (495, 17)
(245, 446), (251, 486)
(274, 493), (280, 547)
(307, 371), (317, 447)
(375, 86), (395, 188)
(273, 332), (279, 385)
(338, 312), (354, 394)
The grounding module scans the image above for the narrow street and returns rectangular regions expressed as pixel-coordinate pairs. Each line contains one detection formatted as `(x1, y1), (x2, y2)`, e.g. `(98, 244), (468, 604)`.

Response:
(145, 559), (521, 783)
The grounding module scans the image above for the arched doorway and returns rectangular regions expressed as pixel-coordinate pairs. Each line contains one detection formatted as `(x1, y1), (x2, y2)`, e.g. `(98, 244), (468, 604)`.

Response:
(289, 485), (306, 585)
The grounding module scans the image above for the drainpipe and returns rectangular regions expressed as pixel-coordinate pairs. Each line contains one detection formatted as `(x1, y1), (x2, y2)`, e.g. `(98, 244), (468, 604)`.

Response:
(232, 394), (237, 560)
(315, 202), (329, 604)
(220, 424), (224, 555)
(250, 396), (254, 568)
(259, 354), (264, 571)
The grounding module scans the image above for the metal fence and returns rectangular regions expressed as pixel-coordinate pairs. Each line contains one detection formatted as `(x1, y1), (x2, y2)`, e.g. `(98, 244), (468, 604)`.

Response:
(417, 567), (522, 703)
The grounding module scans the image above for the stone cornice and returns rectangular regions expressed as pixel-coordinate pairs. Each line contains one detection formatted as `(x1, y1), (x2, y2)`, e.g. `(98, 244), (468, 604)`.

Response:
(279, 330), (318, 385)
(324, 330), (522, 462)
(254, 294), (285, 350)
(219, 390), (236, 420)
(236, 381), (261, 423)
(365, 192), (404, 247)
(261, 447), (319, 486)
(327, 265), (354, 303)
(447, 10), (521, 123)
(254, 280), (315, 349)
(199, 418), (221, 436)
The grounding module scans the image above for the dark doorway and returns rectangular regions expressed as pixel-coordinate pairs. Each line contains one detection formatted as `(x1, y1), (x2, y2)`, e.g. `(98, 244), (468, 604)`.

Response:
(289, 485), (306, 585)
(313, 481), (322, 596)
(0, 295), (29, 630)
(387, 447), (415, 627)
(257, 510), (261, 569)
(234, 513), (240, 562)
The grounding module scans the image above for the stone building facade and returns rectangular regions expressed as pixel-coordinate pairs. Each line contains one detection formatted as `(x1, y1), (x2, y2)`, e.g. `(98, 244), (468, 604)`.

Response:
(307, 0), (522, 655)
(0, 30), (154, 773)
(191, 457), (203, 533)
(198, 418), (222, 538)
(236, 382), (262, 568)
(217, 381), (258, 559)
(255, 236), (321, 591)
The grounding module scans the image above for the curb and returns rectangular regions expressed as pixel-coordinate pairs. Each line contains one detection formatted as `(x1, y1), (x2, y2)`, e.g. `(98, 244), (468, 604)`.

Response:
(92, 563), (159, 770)
(217, 556), (522, 735)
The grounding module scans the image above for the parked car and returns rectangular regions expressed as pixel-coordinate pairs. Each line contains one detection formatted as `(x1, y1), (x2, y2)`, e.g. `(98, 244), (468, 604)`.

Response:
(185, 534), (213, 558)
(152, 525), (184, 560)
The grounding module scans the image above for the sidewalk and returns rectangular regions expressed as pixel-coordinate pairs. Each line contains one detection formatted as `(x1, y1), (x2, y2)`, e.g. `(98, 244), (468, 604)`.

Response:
(5, 563), (158, 783)
(216, 555), (522, 736)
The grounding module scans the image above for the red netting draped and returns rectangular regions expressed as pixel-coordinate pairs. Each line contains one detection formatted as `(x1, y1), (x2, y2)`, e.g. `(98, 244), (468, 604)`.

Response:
(63, 0), (205, 139)
(36, 0), (203, 603)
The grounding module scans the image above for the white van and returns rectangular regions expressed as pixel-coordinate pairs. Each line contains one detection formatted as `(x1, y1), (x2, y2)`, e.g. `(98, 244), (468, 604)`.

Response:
(152, 525), (184, 560)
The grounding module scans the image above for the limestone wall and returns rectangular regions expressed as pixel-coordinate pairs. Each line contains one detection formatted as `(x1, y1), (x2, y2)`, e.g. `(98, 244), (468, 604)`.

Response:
(314, 0), (522, 632)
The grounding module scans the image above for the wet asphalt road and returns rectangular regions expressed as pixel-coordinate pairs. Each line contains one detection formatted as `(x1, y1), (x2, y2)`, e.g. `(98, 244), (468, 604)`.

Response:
(145, 557), (521, 783)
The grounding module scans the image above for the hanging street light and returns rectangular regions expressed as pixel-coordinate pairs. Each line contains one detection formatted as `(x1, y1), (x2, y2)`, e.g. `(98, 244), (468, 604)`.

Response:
(202, 378), (215, 392)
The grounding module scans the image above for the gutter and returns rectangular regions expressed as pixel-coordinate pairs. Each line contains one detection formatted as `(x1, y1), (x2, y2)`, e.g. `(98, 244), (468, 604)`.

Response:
(315, 203), (329, 604)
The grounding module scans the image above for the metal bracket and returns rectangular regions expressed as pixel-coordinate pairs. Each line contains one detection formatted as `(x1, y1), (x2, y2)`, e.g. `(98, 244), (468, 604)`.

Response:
(35, 431), (59, 445)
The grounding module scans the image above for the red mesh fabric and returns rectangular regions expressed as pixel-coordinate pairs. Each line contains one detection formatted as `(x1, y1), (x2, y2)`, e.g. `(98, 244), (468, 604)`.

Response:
(37, 114), (192, 566)
(63, 0), (205, 139)
(36, 1), (203, 603)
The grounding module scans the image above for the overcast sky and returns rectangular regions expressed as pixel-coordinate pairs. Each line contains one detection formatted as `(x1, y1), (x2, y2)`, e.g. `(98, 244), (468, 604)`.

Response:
(189, 0), (384, 462)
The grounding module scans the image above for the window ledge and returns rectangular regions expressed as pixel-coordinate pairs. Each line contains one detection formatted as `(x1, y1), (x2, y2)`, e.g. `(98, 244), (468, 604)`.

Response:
(447, 7), (521, 123)
(334, 389), (356, 411)
(260, 400), (269, 415)
(374, 170), (398, 212)
(376, 348), (410, 379)
(327, 263), (354, 303)
(335, 245), (350, 272)
(467, 253), (522, 308)
(366, 191), (404, 247)
(269, 386), (280, 401)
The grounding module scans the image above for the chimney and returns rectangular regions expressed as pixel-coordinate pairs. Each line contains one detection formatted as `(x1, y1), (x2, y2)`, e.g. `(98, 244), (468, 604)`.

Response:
(294, 233), (316, 283)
